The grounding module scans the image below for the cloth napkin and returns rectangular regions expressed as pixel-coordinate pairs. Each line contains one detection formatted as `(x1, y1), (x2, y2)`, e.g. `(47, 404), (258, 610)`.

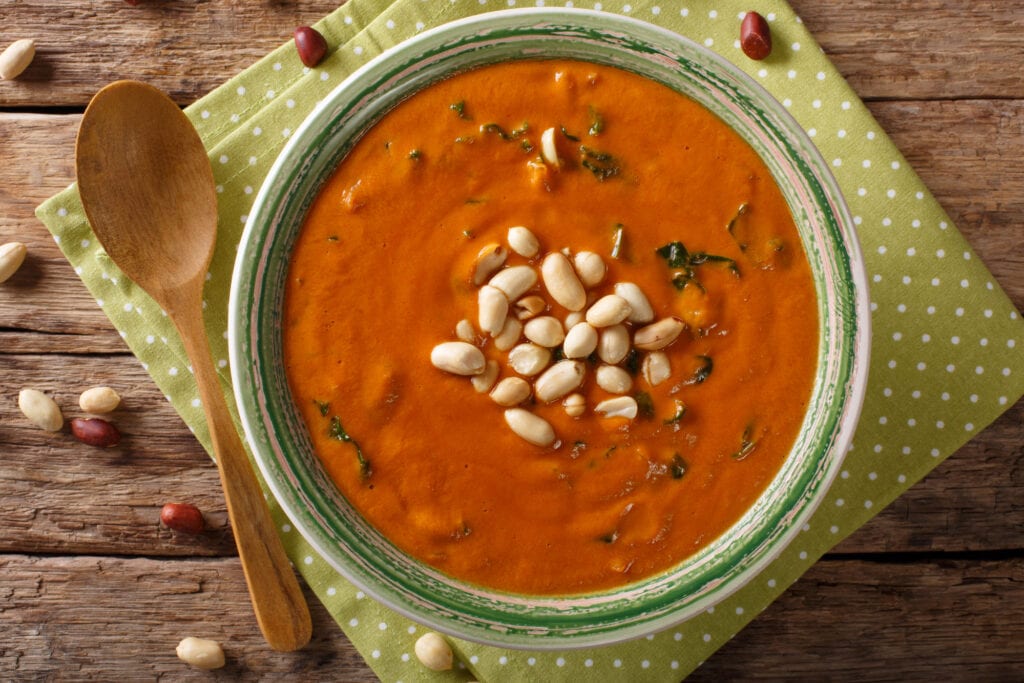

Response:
(36, 0), (1024, 680)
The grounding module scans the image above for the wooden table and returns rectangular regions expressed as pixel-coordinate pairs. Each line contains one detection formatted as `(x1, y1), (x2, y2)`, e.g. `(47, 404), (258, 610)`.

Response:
(2, 1), (1021, 679)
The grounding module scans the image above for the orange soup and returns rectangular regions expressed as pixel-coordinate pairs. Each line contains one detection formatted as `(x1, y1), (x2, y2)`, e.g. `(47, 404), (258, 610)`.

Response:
(283, 60), (818, 594)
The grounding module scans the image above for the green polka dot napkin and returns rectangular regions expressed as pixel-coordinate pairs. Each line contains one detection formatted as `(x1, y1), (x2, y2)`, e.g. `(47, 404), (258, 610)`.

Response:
(36, 0), (1023, 680)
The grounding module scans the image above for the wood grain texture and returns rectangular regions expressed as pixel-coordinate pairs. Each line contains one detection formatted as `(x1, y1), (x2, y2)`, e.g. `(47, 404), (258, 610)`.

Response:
(1, 0), (1022, 679)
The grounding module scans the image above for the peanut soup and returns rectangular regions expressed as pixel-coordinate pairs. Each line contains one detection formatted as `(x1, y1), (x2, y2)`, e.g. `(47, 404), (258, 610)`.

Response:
(283, 59), (818, 594)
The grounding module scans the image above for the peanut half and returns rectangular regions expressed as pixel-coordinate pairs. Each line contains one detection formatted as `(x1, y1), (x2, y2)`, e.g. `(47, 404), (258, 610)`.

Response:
(431, 342), (486, 376)
(176, 636), (225, 670)
(0, 39), (35, 80)
(0, 242), (28, 283)
(18, 388), (63, 432)
(504, 408), (556, 447)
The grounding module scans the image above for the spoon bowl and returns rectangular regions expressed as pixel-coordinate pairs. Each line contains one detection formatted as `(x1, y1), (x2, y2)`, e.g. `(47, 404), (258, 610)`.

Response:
(76, 80), (312, 652)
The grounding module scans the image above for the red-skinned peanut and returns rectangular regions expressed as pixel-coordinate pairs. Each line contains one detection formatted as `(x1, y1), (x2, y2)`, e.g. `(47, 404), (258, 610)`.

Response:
(740, 11), (772, 61)
(160, 503), (205, 535)
(294, 26), (328, 68)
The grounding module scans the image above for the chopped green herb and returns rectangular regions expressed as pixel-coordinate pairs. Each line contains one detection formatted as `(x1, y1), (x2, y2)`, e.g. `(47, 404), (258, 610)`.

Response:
(732, 424), (758, 461)
(689, 252), (740, 277)
(685, 355), (714, 385)
(725, 202), (749, 247)
(511, 122), (530, 138)
(635, 391), (655, 420)
(464, 197), (485, 204)
(454, 135), (475, 144)
(570, 440), (587, 459)
(611, 223), (626, 260)
(657, 240), (739, 290)
(579, 145), (620, 180)
(326, 235), (339, 243)
(588, 105), (604, 136)
(520, 139), (535, 153)
(560, 125), (580, 142)
(623, 348), (641, 375)
(671, 453), (688, 479)
(664, 400), (687, 425)
(656, 241), (690, 269)
(462, 229), (475, 238)
(328, 415), (371, 479)
(480, 123), (512, 140)
(408, 149), (422, 160)
(604, 445), (618, 459)
(449, 100), (468, 119)
(313, 399), (330, 417)
(599, 530), (619, 544)
(551, 346), (566, 362)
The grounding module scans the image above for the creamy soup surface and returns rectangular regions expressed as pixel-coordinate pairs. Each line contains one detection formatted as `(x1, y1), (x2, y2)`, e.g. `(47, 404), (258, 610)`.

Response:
(284, 59), (818, 594)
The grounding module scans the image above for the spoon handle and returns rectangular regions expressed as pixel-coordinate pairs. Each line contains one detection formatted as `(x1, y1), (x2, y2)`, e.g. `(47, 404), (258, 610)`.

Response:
(174, 301), (312, 652)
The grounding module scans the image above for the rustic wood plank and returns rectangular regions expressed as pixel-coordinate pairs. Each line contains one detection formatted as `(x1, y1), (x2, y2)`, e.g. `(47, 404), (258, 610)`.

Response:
(0, 1), (1021, 108)
(793, 0), (1024, 101)
(693, 556), (1024, 681)
(0, 554), (376, 681)
(2, 553), (1020, 680)
(1, 351), (1020, 557)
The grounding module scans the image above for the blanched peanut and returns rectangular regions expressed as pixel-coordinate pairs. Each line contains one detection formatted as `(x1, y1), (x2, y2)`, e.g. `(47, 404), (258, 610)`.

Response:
(489, 265), (538, 301)
(634, 317), (685, 351)
(507, 226), (540, 258)
(597, 324), (630, 364)
(455, 318), (476, 343)
(0, 39), (35, 81)
(514, 295), (546, 320)
(642, 351), (672, 386)
(523, 316), (565, 348)
(541, 252), (586, 311)
(490, 377), (532, 406)
(414, 632), (453, 671)
(504, 408), (556, 447)
(614, 282), (654, 324)
(563, 322), (598, 359)
(0, 242), (28, 283)
(563, 393), (586, 417)
(175, 637), (225, 670)
(493, 316), (524, 351)
(78, 386), (121, 414)
(431, 342), (486, 376)
(573, 251), (606, 288)
(595, 365), (632, 394)
(534, 360), (585, 403)
(471, 243), (507, 285)
(585, 294), (632, 327)
(507, 343), (551, 377)
(594, 396), (639, 419)
(471, 360), (500, 393)
(18, 388), (63, 432)
(478, 285), (509, 336)
(539, 127), (559, 166)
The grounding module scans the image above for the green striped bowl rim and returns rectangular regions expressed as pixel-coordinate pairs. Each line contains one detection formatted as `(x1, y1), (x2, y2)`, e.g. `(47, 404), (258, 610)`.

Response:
(229, 8), (870, 649)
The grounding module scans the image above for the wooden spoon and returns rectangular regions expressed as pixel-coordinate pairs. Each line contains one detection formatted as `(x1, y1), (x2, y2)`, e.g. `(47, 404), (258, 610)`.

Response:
(75, 80), (312, 652)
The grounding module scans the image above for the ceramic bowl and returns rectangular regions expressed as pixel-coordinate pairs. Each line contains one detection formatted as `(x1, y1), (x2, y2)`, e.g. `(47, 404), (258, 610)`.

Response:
(230, 8), (870, 649)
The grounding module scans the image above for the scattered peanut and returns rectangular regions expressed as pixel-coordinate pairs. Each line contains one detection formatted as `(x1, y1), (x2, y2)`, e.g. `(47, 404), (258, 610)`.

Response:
(414, 632), (453, 671)
(563, 321), (599, 359)
(490, 377), (532, 406)
(634, 317), (686, 351)
(17, 388), (63, 432)
(175, 636), (225, 670)
(0, 39), (35, 81)
(78, 386), (121, 414)
(595, 365), (633, 395)
(597, 324), (631, 365)
(513, 295), (546, 320)
(563, 393), (586, 417)
(431, 342), (486, 376)
(507, 226), (540, 258)
(0, 242), (28, 283)
(455, 318), (476, 343)
(507, 343), (551, 377)
(523, 315), (565, 348)
(488, 264), (537, 300)
(534, 360), (586, 403)
(478, 285), (509, 336)
(493, 316), (524, 351)
(161, 502), (205, 534)
(470, 360), (499, 393)
(573, 251), (606, 288)
(594, 396), (639, 419)
(585, 294), (632, 327)
(541, 252), (586, 311)
(293, 26), (328, 68)
(642, 351), (672, 386)
(740, 11), (772, 61)
(70, 417), (121, 447)
(614, 282), (655, 324)
(471, 243), (508, 285)
(539, 127), (560, 166)
(504, 408), (556, 447)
